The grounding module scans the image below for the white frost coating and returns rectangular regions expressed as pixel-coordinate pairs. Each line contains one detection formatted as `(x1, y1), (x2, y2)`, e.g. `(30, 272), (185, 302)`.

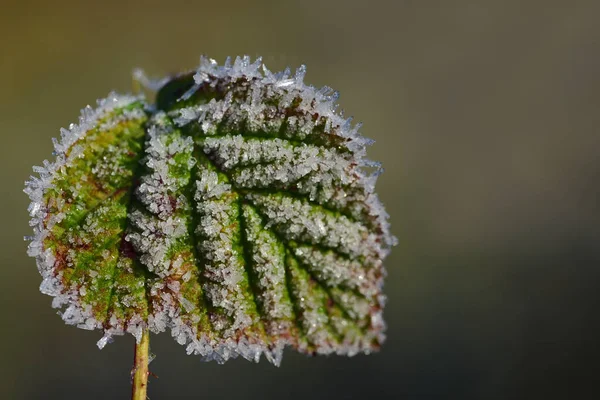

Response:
(242, 205), (294, 333)
(194, 170), (255, 335)
(170, 315), (287, 365)
(137, 115), (196, 218)
(126, 211), (188, 277)
(157, 56), (395, 363)
(130, 117), (296, 364)
(24, 92), (145, 344)
(285, 259), (335, 355)
(293, 245), (380, 299)
(25, 56), (396, 365)
(203, 135), (363, 210)
(173, 55), (395, 254)
(247, 193), (381, 261)
(127, 112), (196, 277)
(96, 333), (113, 349)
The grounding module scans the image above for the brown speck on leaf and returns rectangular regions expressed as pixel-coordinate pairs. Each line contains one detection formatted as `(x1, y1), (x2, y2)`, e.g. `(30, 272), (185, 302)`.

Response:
(120, 238), (137, 259)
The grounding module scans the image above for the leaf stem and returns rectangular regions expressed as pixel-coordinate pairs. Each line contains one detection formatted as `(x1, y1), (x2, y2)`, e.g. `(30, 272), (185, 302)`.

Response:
(132, 329), (150, 400)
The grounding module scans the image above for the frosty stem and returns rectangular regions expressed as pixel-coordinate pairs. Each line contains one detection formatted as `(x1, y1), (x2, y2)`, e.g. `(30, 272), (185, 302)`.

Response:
(132, 329), (150, 400)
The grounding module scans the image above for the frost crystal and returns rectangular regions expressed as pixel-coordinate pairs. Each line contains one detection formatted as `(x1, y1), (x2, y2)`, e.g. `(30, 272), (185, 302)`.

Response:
(25, 56), (396, 366)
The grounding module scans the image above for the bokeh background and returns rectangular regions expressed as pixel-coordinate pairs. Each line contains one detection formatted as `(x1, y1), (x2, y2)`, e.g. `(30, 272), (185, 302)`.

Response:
(1, 0), (598, 398)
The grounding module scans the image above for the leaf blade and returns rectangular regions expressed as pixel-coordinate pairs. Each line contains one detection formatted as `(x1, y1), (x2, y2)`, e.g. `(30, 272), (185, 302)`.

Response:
(137, 56), (393, 363)
(25, 94), (150, 342)
(26, 56), (396, 365)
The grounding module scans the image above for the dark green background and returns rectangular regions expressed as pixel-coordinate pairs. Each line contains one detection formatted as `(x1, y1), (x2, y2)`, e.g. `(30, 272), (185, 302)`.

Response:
(1, 0), (598, 398)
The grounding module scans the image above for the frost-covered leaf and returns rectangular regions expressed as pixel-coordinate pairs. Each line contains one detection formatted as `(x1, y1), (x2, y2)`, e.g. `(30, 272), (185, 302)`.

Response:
(25, 94), (150, 341)
(25, 56), (396, 366)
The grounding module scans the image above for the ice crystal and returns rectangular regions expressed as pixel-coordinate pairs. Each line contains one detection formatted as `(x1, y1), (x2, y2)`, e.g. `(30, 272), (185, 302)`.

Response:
(25, 56), (396, 366)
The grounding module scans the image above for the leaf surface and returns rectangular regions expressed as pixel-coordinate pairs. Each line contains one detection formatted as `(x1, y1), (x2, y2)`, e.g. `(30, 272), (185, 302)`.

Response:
(25, 56), (396, 365)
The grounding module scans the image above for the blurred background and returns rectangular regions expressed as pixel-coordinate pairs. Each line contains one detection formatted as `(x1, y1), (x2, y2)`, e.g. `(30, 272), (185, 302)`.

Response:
(1, 0), (598, 398)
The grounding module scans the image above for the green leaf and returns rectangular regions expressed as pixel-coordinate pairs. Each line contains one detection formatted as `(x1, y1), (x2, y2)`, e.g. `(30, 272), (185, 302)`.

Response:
(25, 95), (149, 341)
(25, 56), (396, 365)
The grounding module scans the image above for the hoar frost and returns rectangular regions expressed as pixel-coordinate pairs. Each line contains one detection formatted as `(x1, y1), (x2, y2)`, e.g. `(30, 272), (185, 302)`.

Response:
(25, 55), (396, 366)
